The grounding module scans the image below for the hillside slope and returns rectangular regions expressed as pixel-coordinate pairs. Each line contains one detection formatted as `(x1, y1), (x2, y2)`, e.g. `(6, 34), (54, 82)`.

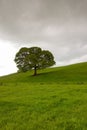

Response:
(0, 62), (87, 84)
(0, 62), (87, 130)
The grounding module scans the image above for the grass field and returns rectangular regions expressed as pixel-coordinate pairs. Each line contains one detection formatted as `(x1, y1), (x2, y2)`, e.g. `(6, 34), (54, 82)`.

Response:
(0, 62), (87, 130)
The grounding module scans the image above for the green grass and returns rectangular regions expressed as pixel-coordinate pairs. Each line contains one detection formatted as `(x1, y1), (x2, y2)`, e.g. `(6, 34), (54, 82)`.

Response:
(0, 62), (87, 130)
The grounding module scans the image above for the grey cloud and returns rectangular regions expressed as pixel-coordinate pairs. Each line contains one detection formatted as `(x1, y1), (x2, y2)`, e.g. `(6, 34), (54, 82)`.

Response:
(0, 0), (87, 65)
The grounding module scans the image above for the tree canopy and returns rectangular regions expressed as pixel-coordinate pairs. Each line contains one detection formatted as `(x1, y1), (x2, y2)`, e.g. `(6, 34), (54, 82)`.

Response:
(14, 47), (55, 75)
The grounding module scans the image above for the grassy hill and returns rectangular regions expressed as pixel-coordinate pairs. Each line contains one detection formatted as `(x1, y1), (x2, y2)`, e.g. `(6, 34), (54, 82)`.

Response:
(0, 62), (87, 130)
(0, 62), (87, 84)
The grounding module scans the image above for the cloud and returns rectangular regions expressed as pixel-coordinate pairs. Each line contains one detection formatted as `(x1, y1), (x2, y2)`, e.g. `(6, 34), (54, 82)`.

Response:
(0, 40), (17, 76)
(0, 0), (87, 42)
(0, 0), (87, 75)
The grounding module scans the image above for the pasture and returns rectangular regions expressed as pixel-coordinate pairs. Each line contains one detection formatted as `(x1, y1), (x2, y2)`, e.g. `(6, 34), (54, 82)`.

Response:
(0, 62), (87, 130)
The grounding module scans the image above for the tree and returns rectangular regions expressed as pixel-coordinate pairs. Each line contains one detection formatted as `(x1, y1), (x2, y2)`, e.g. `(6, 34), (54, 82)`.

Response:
(14, 47), (55, 76)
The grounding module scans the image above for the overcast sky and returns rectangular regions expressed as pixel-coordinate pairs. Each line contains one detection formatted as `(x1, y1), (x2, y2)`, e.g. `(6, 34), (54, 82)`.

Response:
(0, 0), (87, 76)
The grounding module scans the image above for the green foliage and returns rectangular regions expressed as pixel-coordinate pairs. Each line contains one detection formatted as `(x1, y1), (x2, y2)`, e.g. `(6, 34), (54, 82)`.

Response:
(14, 47), (55, 75)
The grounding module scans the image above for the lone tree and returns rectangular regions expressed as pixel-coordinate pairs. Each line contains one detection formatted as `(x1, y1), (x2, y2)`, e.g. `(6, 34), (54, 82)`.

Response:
(14, 47), (55, 76)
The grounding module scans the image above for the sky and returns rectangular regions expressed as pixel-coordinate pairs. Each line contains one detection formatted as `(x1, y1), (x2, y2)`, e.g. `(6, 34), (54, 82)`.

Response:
(0, 0), (87, 76)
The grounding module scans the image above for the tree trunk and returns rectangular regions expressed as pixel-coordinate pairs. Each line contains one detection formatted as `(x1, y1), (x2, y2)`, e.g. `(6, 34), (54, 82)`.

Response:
(34, 66), (37, 76)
